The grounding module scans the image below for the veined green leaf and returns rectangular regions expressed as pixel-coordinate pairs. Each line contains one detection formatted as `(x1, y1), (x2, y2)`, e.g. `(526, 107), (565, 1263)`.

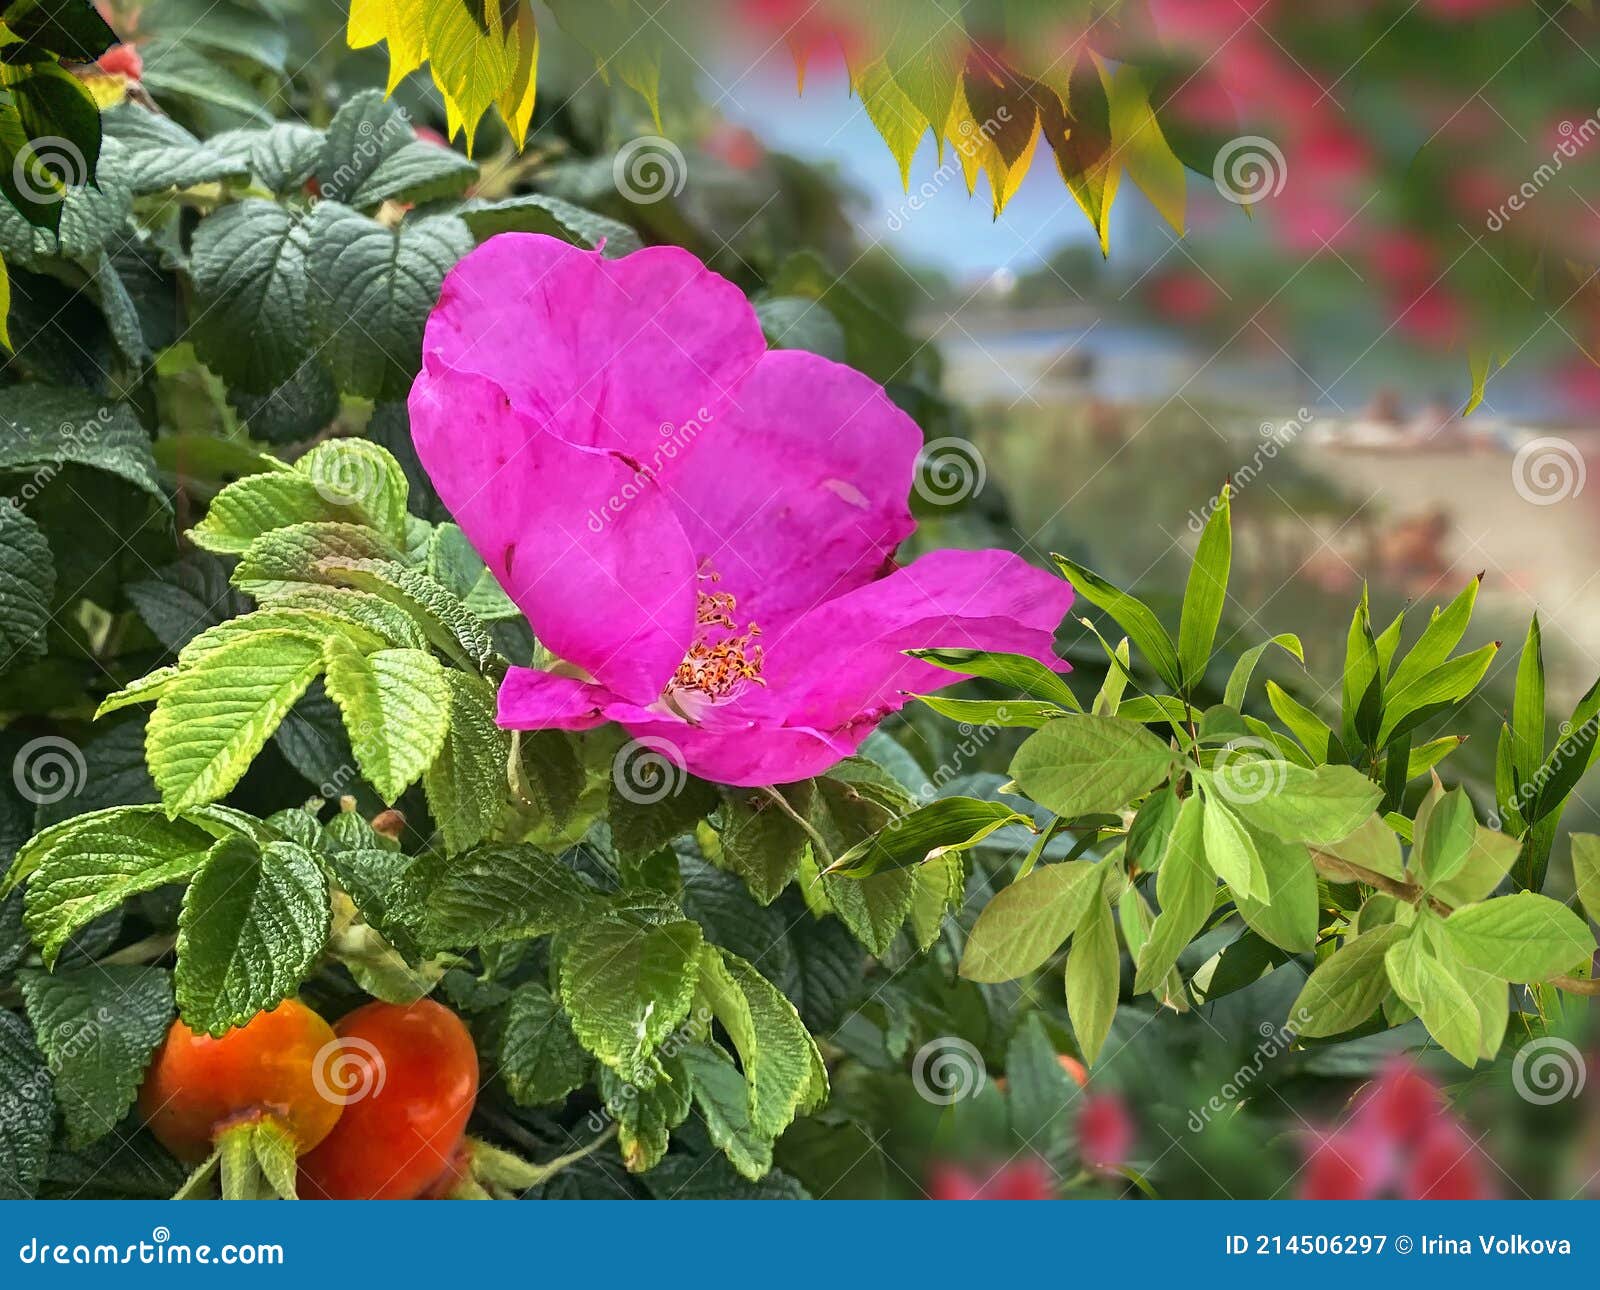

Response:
(825, 797), (1030, 878)
(1177, 481), (1230, 692)
(1291, 923), (1404, 1037)
(960, 860), (1102, 983)
(1009, 714), (1176, 820)
(321, 638), (451, 804)
(1443, 892), (1595, 982)
(1050, 553), (1181, 688)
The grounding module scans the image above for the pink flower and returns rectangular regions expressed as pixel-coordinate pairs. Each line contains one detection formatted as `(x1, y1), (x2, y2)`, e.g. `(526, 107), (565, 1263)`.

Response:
(928, 1159), (1057, 1200)
(1403, 1124), (1493, 1199)
(409, 235), (1074, 786)
(1300, 1129), (1389, 1199)
(1078, 1092), (1135, 1170)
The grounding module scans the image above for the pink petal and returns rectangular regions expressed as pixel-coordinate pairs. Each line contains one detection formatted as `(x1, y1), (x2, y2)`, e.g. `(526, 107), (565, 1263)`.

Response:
(497, 667), (618, 731)
(421, 233), (765, 459)
(606, 710), (863, 788)
(753, 549), (1075, 733)
(410, 367), (696, 703)
(664, 350), (919, 625)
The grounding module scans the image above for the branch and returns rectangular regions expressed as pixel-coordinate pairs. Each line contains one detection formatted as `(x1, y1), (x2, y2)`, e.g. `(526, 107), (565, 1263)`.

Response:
(1309, 849), (1600, 997)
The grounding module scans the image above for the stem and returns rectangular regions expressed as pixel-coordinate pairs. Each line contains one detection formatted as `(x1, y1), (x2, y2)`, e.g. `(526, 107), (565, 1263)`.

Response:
(1308, 849), (1600, 997)
(100, 933), (177, 966)
(759, 785), (835, 872)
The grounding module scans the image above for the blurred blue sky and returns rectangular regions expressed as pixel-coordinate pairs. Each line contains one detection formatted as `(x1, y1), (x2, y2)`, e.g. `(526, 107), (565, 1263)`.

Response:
(714, 60), (1099, 280)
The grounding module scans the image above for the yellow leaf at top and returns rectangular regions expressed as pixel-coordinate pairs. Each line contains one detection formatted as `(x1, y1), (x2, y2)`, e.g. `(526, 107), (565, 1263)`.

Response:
(0, 254), (12, 352)
(424, 0), (523, 153)
(496, 4), (539, 147)
(1103, 60), (1186, 238)
(349, 0), (429, 95)
(853, 57), (929, 189)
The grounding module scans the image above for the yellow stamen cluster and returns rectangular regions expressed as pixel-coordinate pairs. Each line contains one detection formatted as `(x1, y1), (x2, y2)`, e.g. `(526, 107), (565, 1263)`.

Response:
(671, 570), (764, 702)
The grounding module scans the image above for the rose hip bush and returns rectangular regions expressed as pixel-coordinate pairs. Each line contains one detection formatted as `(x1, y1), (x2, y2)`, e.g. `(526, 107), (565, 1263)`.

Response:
(0, 0), (1597, 1202)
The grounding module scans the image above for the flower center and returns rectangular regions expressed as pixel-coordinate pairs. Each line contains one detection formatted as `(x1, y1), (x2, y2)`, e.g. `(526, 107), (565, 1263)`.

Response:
(668, 566), (764, 708)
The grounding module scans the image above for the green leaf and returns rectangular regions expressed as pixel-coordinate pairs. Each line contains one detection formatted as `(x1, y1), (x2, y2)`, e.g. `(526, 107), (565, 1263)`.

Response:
(1232, 830), (1317, 953)
(420, 844), (602, 948)
(820, 867), (916, 957)
(19, 812), (216, 967)
(1010, 715), (1175, 819)
(1377, 643), (1499, 746)
(558, 916), (703, 1078)
(317, 88), (476, 208)
(1133, 795), (1211, 991)
(914, 696), (1072, 728)
(905, 647), (1081, 711)
(1066, 892), (1119, 1066)
(424, 670), (510, 854)
(1573, 834), (1600, 925)
(1431, 825), (1520, 907)
(1265, 681), (1335, 761)
(19, 967), (173, 1147)
(1388, 577), (1481, 695)
(321, 639), (450, 804)
(0, 1011), (52, 1199)
(1213, 762), (1382, 846)
(192, 441), (410, 554)
(102, 102), (249, 194)
(1319, 812), (1406, 882)
(1050, 554), (1181, 688)
(146, 629), (326, 812)
(715, 783), (813, 906)
(316, 557), (498, 671)
(1443, 892), (1595, 982)
(1412, 786), (1476, 889)
(209, 121), (324, 192)
(457, 193), (642, 257)
(494, 983), (588, 1107)
(307, 202), (473, 400)
(1384, 931), (1481, 1066)
(1178, 481), (1230, 691)
(0, 504), (53, 671)
(1223, 634), (1304, 710)
(174, 837), (330, 1036)
(696, 947), (826, 1140)
(1512, 614), (1547, 781)
(1341, 587), (1382, 749)
(602, 1059), (690, 1175)
(0, 386), (164, 504)
(187, 200), (312, 394)
(1199, 795), (1267, 901)
(679, 1044), (773, 1181)
(1291, 923), (1404, 1037)
(959, 860), (1101, 983)
(825, 797), (1030, 878)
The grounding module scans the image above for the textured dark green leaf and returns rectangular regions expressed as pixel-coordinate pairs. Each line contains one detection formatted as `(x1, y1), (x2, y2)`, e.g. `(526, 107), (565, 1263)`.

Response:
(174, 837), (329, 1035)
(493, 984), (589, 1108)
(307, 202), (473, 400)
(559, 916), (703, 1077)
(0, 505), (53, 671)
(19, 967), (174, 1147)
(421, 844), (602, 948)
(0, 1010), (52, 1199)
